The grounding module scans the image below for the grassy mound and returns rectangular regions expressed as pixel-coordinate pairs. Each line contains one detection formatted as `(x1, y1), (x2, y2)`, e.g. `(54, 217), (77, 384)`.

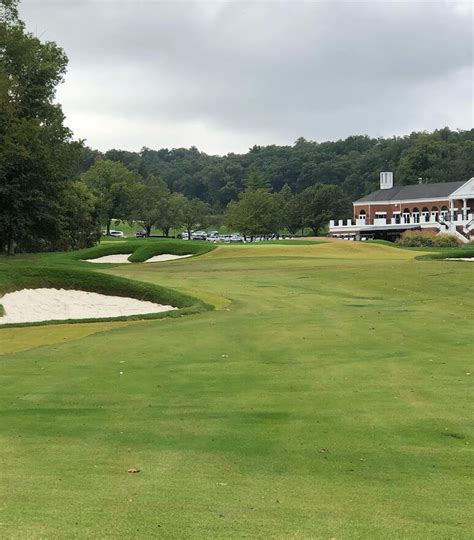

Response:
(72, 238), (215, 264)
(370, 239), (474, 258)
(416, 246), (474, 260)
(0, 251), (213, 327)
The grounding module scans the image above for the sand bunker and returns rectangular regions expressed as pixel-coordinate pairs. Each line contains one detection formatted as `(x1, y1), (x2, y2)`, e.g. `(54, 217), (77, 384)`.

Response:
(83, 254), (132, 264)
(145, 254), (193, 263)
(0, 288), (176, 325)
(447, 258), (474, 262)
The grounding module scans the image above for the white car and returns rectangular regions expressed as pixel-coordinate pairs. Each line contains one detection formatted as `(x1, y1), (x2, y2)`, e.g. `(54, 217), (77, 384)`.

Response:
(105, 230), (124, 238)
(207, 231), (220, 241)
(191, 231), (208, 240)
(230, 233), (244, 243)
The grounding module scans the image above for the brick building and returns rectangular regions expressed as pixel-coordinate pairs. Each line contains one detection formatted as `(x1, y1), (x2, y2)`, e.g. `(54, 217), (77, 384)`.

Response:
(329, 173), (474, 243)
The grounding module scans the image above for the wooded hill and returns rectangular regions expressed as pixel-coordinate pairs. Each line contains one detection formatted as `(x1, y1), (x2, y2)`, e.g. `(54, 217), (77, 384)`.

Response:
(78, 128), (474, 211)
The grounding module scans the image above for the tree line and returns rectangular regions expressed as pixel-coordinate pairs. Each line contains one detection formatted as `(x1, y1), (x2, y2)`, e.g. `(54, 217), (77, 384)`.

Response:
(80, 160), (351, 240)
(80, 127), (473, 212)
(1, 1), (473, 254)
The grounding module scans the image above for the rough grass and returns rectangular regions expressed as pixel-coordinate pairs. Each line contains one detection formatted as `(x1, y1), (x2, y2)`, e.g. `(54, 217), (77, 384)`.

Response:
(0, 240), (472, 538)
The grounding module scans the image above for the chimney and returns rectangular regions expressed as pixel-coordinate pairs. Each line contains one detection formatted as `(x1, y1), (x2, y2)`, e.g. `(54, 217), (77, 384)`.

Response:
(380, 171), (393, 190)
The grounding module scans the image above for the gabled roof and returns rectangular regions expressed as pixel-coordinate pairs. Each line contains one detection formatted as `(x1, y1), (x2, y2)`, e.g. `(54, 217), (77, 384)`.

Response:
(354, 181), (466, 204)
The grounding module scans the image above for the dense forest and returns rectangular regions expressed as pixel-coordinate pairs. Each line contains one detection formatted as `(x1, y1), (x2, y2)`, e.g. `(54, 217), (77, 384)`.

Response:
(77, 128), (474, 211)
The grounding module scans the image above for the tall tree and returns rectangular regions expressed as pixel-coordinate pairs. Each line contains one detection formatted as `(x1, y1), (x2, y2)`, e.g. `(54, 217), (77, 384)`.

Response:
(182, 198), (210, 238)
(57, 180), (100, 250)
(225, 189), (280, 239)
(244, 166), (270, 192)
(81, 160), (139, 235)
(301, 184), (351, 235)
(156, 192), (186, 237)
(0, 0), (81, 254)
(130, 175), (169, 236)
(285, 192), (307, 235)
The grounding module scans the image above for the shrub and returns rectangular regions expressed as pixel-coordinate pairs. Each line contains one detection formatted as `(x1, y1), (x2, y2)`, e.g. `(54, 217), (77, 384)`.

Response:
(397, 230), (460, 248)
(432, 234), (461, 248)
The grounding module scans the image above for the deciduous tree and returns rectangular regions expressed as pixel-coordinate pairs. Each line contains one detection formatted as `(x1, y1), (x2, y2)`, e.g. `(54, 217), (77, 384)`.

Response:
(81, 160), (139, 235)
(131, 175), (169, 236)
(182, 198), (210, 238)
(301, 184), (351, 235)
(225, 189), (280, 239)
(0, 0), (81, 254)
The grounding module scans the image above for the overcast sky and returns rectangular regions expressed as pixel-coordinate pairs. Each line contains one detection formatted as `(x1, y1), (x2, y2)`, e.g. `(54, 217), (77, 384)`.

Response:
(20, 0), (473, 155)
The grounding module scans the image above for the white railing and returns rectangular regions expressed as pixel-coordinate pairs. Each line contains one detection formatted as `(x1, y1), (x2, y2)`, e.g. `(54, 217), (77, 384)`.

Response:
(329, 213), (474, 230)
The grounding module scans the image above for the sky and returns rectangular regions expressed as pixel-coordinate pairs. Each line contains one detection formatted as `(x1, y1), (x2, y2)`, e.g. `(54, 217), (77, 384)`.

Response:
(20, 0), (473, 155)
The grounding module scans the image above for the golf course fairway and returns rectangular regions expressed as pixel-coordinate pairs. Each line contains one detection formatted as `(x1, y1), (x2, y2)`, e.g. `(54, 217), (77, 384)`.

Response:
(0, 240), (472, 539)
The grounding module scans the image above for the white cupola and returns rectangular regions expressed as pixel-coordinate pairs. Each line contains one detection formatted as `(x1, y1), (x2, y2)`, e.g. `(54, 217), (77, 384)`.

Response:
(380, 171), (393, 190)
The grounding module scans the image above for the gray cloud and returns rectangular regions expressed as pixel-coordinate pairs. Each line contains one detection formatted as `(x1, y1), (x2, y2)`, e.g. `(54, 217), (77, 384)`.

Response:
(20, 0), (473, 154)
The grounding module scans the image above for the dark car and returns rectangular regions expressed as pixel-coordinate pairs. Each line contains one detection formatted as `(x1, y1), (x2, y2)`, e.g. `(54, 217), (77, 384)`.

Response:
(135, 230), (147, 238)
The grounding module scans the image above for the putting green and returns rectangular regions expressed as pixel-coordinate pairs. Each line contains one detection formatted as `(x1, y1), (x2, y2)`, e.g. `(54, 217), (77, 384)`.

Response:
(0, 240), (472, 539)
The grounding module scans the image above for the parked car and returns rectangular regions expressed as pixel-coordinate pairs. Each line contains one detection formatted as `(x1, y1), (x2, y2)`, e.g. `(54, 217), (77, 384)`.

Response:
(207, 231), (220, 241)
(191, 231), (208, 241)
(108, 230), (124, 238)
(180, 231), (190, 240)
(135, 230), (147, 238)
(230, 233), (244, 243)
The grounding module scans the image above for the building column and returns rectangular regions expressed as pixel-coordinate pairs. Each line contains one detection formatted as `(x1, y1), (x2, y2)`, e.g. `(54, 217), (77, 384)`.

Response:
(463, 198), (467, 219)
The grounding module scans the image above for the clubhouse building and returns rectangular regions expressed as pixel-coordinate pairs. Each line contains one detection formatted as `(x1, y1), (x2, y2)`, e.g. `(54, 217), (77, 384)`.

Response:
(329, 173), (474, 243)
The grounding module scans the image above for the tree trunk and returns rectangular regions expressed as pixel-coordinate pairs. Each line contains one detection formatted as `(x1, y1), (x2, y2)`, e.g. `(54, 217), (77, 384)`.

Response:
(7, 235), (15, 256)
(163, 227), (170, 237)
(106, 219), (111, 235)
(145, 224), (152, 237)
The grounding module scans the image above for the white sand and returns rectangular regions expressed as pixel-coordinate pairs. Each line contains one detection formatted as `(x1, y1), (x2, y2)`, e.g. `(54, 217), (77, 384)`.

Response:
(145, 254), (193, 263)
(83, 254), (132, 264)
(0, 288), (176, 325)
(447, 258), (474, 261)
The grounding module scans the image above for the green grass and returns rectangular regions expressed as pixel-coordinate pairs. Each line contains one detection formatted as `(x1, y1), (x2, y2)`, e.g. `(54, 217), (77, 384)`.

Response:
(417, 246), (474, 260)
(0, 241), (472, 538)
